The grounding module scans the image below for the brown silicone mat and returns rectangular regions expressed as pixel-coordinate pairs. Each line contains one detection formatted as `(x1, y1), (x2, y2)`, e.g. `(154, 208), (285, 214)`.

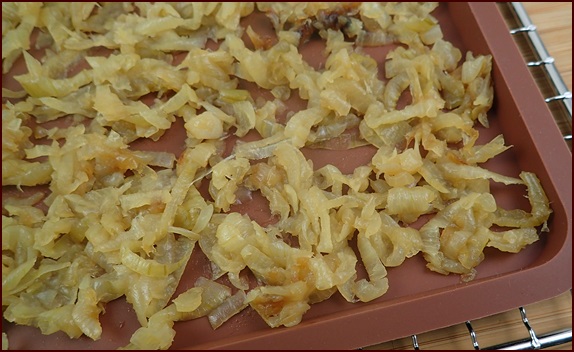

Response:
(2, 2), (572, 350)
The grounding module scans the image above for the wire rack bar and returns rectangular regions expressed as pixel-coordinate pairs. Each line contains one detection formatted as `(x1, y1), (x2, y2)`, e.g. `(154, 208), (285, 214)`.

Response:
(465, 321), (480, 350)
(484, 328), (573, 350)
(508, 2), (572, 136)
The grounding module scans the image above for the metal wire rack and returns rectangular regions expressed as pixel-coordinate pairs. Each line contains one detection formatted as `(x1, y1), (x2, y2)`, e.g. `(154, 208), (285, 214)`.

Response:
(501, 2), (572, 148)
(403, 301), (573, 350)
(409, 3), (572, 350)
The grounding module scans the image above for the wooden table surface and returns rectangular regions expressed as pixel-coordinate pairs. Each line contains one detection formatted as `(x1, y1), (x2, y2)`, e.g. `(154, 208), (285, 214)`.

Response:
(525, 2), (572, 92)
(367, 2), (572, 350)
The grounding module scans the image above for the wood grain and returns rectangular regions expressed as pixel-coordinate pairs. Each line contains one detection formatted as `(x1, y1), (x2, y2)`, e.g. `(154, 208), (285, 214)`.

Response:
(366, 3), (572, 349)
(523, 2), (572, 91)
(365, 291), (572, 350)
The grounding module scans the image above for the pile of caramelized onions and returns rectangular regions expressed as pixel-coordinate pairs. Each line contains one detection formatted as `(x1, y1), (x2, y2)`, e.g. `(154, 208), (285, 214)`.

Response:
(2, 2), (551, 349)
